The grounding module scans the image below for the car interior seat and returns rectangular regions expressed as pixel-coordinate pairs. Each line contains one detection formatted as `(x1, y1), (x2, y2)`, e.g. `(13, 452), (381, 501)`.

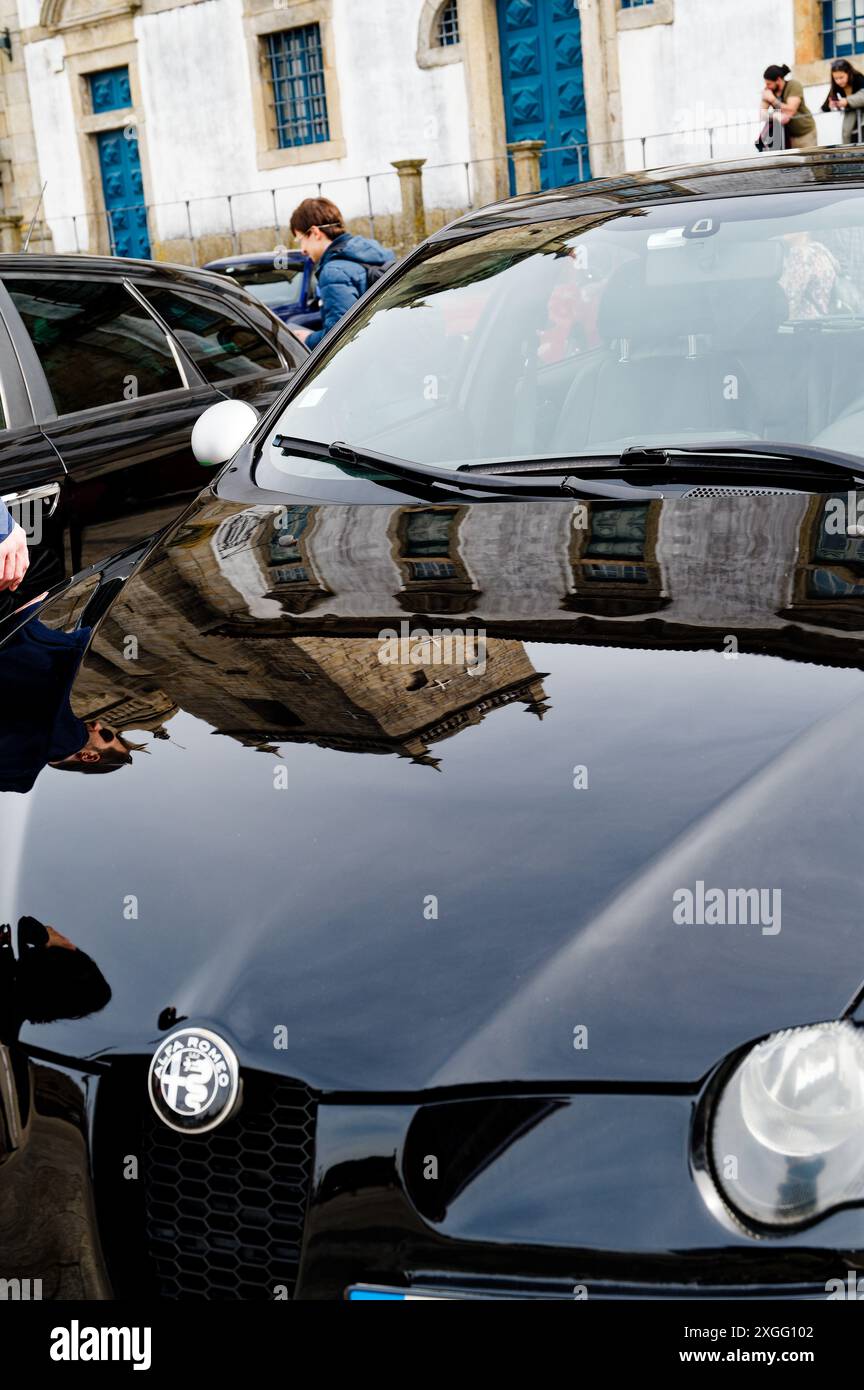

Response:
(552, 258), (768, 453)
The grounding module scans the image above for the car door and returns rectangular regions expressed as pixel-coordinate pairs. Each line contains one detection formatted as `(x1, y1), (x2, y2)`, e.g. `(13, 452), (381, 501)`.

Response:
(0, 269), (227, 577)
(290, 260), (321, 331)
(131, 277), (302, 412)
(0, 270), (300, 577)
(0, 284), (69, 607)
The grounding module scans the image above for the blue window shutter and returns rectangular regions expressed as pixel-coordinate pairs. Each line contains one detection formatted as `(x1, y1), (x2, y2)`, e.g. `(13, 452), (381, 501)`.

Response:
(822, 0), (864, 57)
(266, 24), (330, 149)
(89, 66), (132, 114)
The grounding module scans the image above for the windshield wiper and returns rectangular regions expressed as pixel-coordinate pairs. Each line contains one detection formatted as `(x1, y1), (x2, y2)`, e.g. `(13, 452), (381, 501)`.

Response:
(271, 435), (864, 498)
(464, 440), (864, 489)
(618, 441), (864, 485)
(270, 435), (659, 500)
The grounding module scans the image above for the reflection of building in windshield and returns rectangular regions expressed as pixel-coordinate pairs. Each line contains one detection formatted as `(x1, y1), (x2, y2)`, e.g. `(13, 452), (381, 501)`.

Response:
(780, 494), (864, 631)
(268, 504), (331, 613)
(566, 502), (666, 616)
(79, 499), (551, 767)
(67, 492), (864, 767)
(392, 506), (481, 614)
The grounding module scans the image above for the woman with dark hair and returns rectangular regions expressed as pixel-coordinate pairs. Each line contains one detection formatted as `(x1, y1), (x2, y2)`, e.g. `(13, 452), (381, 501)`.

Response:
(821, 59), (864, 143)
(760, 63), (817, 149)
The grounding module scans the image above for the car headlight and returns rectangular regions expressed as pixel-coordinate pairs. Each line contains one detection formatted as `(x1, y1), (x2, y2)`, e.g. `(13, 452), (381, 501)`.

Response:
(711, 1020), (864, 1228)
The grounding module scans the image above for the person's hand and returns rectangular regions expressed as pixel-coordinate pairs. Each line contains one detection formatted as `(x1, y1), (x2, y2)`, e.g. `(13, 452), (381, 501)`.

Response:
(291, 325), (312, 343)
(837, 96), (849, 108)
(0, 522), (29, 592)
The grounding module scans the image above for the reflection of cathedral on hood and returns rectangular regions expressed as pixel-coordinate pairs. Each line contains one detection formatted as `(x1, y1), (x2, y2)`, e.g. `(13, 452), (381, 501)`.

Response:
(0, 615), (91, 794)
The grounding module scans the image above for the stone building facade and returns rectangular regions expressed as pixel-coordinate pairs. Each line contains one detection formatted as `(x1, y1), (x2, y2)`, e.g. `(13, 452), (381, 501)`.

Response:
(0, 0), (854, 261)
(67, 492), (864, 771)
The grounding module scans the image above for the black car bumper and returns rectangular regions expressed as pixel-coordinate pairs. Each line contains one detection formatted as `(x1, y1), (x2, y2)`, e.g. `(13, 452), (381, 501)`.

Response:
(5, 1054), (864, 1301)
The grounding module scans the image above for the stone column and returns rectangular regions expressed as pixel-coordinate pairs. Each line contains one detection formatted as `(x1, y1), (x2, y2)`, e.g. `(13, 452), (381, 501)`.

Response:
(392, 158), (427, 249)
(507, 139), (544, 195)
(460, 0), (509, 206)
(793, 0), (823, 65)
(579, 0), (625, 177)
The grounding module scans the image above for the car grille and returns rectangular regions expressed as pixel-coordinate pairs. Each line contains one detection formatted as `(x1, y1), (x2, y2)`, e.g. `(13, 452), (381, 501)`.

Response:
(682, 485), (801, 498)
(97, 1068), (317, 1300)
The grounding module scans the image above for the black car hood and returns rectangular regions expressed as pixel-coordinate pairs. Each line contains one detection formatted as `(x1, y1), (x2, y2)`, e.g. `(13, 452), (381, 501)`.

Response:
(3, 490), (864, 1091)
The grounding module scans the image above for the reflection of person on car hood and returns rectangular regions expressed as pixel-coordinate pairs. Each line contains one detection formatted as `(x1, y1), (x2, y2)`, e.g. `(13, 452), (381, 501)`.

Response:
(0, 615), (135, 793)
(0, 916), (111, 1043)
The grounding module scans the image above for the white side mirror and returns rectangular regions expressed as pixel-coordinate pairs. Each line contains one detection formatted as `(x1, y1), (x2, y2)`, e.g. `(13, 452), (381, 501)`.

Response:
(191, 399), (259, 467)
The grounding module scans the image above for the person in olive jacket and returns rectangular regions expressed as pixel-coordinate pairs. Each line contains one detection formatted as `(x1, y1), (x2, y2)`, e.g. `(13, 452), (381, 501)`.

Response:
(761, 63), (818, 148)
(288, 197), (394, 349)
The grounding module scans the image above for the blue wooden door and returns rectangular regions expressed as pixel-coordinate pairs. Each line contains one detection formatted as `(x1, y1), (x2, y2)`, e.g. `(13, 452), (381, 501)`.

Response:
(496, 0), (591, 191)
(95, 129), (150, 259)
(89, 66), (151, 259)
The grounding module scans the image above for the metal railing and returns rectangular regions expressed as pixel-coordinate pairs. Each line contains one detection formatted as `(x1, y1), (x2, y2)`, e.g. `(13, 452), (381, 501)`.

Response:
(24, 113), (859, 263)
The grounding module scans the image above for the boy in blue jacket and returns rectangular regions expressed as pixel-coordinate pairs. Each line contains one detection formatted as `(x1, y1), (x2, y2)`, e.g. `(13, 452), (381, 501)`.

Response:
(289, 197), (394, 349)
(0, 501), (28, 593)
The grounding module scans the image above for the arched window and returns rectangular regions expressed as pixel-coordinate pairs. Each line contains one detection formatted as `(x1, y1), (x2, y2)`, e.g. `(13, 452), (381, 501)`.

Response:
(436, 0), (459, 47)
(417, 0), (462, 68)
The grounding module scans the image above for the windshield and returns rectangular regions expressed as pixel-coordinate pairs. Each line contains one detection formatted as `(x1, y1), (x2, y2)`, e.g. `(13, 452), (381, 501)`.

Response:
(265, 188), (864, 477)
(222, 265), (306, 308)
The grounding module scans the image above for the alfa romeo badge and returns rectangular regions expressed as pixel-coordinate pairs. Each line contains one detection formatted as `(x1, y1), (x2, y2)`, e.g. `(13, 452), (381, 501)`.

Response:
(148, 1026), (242, 1133)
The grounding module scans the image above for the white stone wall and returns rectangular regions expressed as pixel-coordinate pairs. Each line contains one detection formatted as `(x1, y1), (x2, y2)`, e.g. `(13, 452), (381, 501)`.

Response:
(135, 0), (263, 243)
(328, 0), (470, 216)
(617, 0), (804, 169)
(20, 0), (854, 255)
(24, 0), (472, 251)
(15, 0), (42, 27)
(24, 35), (86, 251)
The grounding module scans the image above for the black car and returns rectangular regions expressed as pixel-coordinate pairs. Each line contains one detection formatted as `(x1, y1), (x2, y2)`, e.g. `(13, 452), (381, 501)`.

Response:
(0, 254), (305, 601)
(6, 149), (864, 1302)
(203, 251), (321, 332)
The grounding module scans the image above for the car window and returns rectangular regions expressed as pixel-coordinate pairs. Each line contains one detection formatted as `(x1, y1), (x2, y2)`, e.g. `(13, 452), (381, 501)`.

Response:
(5, 276), (184, 416)
(219, 265), (304, 310)
(265, 188), (864, 471)
(139, 286), (283, 381)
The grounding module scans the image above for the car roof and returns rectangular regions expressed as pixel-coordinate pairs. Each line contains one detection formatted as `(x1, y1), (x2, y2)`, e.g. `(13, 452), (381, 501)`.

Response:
(0, 251), (245, 293)
(203, 252), (305, 270)
(432, 147), (864, 238)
